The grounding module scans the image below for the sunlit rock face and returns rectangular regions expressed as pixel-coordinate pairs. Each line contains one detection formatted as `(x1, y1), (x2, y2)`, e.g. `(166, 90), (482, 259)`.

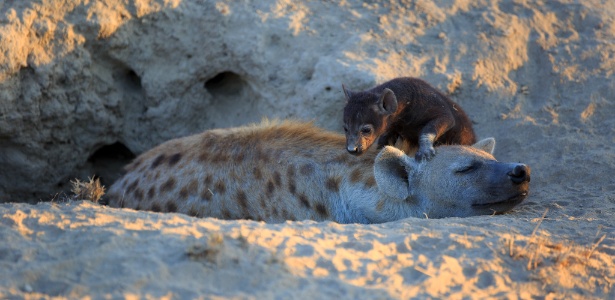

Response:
(1, 0), (613, 202)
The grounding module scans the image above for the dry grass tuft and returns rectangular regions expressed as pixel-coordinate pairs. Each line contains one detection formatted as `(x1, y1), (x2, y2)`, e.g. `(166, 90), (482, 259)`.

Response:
(186, 233), (225, 263)
(504, 209), (613, 294)
(70, 177), (106, 203)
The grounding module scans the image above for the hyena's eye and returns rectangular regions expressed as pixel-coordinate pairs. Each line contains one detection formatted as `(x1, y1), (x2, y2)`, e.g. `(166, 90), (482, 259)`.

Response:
(360, 126), (373, 135)
(343, 126), (348, 132)
(456, 162), (481, 174)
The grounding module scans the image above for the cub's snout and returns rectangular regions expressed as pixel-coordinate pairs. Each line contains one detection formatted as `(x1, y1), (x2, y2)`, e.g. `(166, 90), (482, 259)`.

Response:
(347, 143), (361, 155)
(508, 164), (530, 184)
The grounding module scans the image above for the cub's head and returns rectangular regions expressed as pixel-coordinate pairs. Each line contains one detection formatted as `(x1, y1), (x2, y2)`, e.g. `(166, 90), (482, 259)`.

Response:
(374, 138), (531, 218)
(342, 84), (398, 155)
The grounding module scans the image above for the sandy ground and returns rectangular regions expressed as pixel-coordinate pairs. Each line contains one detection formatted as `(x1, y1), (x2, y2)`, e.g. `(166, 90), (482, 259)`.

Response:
(0, 201), (613, 299)
(1, 0), (614, 299)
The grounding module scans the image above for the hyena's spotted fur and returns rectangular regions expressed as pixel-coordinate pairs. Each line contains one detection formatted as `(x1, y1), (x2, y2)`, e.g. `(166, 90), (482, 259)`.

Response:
(107, 120), (530, 223)
(107, 120), (378, 222)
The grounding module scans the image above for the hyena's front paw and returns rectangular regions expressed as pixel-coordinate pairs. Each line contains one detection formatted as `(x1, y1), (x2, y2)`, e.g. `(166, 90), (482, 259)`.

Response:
(414, 146), (436, 161)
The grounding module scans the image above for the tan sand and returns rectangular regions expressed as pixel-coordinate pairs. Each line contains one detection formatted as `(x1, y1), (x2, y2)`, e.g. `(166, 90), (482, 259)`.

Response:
(0, 201), (613, 298)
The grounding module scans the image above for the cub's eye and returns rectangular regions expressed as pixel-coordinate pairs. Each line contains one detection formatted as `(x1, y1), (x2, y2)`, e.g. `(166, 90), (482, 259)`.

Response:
(456, 162), (481, 174)
(360, 126), (372, 134)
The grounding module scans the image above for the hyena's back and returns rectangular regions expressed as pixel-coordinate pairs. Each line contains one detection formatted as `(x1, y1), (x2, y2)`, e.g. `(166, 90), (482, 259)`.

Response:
(106, 120), (378, 222)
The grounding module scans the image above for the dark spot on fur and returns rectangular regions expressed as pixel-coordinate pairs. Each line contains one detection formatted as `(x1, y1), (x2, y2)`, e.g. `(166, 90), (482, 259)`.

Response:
(133, 188), (144, 201)
(272, 207), (279, 217)
(147, 187), (155, 199)
(364, 176), (376, 188)
(201, 188), (213, 201)
(179, 187), (189, 198)
(350, 168), (362, 183)
(166, 201), (178, 212)
(253, 167), (263, 180)
(198, 152), (210, 162)
(266, 180), (275, 196)
(237, 190), (248, 211)
(234, 151), (245, 163)
(326, 176), (341, 192)
(376, 199), (385, 212)
(188, 206), (199, 217)
(151, 154), (166, 169)
(180, 179), (199, 198)
(298, 194), (311, 209)
(151, 203), (162, 212)
(160, 177), (176, 193)
(259, 196), (267, 209)
(215, 180), (226, 194)
(300, 164), (314, 175)
(315, 203), (329, 218)
(287, 165), (295, 178)
(281, 208), (290, 219)
(213, 152), (230, 163)
(204, 174), (213, 185)
(273, 171), (282, 187)
(256, 148), (270, 163)
(126, 179), (139, 194)
(168, 153), (182, 166)
(288, 179), (296, 195)
(222, 209), (232, 219)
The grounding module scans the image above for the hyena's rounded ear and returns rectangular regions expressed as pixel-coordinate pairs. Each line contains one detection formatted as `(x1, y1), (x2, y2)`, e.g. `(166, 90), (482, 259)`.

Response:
(378, 88), (398, 115)
(342, 84), (353, 100)
(472, 138), (496, 154)
(374, 146), (415, 200)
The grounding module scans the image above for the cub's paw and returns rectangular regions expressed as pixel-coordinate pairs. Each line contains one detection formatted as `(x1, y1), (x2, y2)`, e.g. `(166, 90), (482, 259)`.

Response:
(415, 146), (436, 161)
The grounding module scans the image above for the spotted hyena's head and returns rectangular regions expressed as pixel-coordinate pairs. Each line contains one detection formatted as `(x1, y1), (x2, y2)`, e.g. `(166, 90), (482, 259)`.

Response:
(342, 85), (398, 155)
(374, 138), (531, 218)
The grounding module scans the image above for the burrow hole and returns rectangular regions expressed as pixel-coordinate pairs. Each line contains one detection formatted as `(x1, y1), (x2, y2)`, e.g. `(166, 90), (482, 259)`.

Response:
(87, 142), (136, 188)
(204, 71), (246, 97)
(115, 66), (143, 93)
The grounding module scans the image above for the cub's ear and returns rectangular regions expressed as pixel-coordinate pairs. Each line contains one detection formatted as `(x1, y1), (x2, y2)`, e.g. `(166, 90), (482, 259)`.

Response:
(374, 146), (416, 200)
(473, 138), (496, 154)
(342, 84), (353, 100)
(377, 88), (398, 115)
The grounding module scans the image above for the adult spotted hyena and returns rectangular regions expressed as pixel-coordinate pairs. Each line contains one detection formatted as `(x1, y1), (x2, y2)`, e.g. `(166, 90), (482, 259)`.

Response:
(106, 120), (530, 223)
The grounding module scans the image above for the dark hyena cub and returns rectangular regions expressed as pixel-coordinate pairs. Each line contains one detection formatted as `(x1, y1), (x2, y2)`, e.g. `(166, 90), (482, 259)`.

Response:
(342, 77), (477, 161)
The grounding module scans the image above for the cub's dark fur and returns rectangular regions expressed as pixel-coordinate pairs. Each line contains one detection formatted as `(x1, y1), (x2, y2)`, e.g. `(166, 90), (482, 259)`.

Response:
(342, 77), (476, 160)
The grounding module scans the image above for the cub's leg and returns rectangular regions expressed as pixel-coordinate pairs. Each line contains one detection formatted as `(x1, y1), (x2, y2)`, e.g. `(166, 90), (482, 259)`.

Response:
(415, 116), (454, 161)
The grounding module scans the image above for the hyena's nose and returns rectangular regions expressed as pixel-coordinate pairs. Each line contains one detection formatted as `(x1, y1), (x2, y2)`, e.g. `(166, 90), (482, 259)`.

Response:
(347, 145), (360, 155)
(508, 164), (531, 184)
